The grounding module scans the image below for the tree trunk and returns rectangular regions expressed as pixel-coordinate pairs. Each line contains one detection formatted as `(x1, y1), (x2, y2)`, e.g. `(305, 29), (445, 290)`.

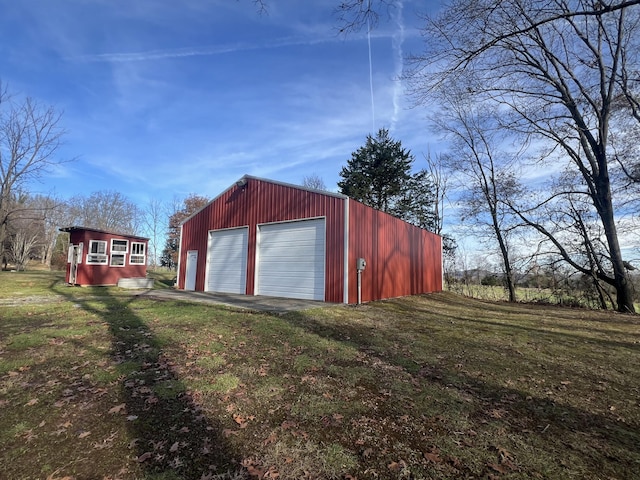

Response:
(492, 211), (517, 302)
(596, 178), (635, 313)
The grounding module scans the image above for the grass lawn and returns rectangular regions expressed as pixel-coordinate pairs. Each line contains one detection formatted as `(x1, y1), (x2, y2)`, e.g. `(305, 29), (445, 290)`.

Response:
(1, 271), (639, 479)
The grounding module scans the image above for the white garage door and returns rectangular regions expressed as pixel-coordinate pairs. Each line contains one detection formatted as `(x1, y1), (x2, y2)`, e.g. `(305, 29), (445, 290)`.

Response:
(257, 219), (325, 301)
(205, 227), (248, 294)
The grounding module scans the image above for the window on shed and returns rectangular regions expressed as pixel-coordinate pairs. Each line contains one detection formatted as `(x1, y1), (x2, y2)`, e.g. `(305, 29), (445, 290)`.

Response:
(111, 239), (129, 253)
(87, 240), (108, 264)
(130, 242), (146, 264)
(110, 254), (126, 267)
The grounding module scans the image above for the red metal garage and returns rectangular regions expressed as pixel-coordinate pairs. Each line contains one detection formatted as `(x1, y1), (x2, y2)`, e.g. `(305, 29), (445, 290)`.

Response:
(177, 175), (442, 304)
(60, 227), (149, 287)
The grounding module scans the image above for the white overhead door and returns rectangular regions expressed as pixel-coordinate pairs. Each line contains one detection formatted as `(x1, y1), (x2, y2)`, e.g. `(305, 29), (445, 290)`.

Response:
(206, 227), (248, 294)
(256, 218), (325, 301)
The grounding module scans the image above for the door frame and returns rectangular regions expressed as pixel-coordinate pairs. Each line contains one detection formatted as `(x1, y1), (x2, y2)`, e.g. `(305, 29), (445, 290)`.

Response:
(185, 250), (198, 291)
(255, 217), (326, 300)
(69, 244), (82, 284)
(204, 226), (249, 294)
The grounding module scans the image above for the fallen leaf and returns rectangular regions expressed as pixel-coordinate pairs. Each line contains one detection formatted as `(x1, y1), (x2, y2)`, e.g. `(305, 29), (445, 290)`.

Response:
(264, 467), (280, 478)
(387, 460), (406, 471)
(488, 462), (507, 474)
(126, 415), (138, 421)
(281, 420), (297, 430)
(262, 433), (277, 446)
(423, 449), (442, 463)
(108, 403), (126, 415)
(170, 442), (180, 453)
(497, 446), (513, 461)
(137, 452), (153, 463)
(24, 398), (39, 406)
(78, 431), (91, 439)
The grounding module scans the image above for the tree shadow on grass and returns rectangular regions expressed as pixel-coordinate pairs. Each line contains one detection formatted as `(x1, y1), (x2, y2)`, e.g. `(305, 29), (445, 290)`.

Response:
(282, 306), (640, 475)
(388, 292), (640, 353)
(54, 286), (242, 479)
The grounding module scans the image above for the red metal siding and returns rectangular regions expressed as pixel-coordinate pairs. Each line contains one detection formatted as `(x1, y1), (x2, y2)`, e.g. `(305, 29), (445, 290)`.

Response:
(347, 199), (442, 303)
(179, 178), (346, 303)
(67, 229), (148, 286)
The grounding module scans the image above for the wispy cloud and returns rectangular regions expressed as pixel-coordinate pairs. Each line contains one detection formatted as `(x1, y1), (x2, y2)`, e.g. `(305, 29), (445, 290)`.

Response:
(70, 34), (350, 63)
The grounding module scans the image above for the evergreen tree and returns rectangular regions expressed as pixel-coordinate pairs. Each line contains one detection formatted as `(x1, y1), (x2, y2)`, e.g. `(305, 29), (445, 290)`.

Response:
(160, 194), (209, 270)
(338, 128), (437, 230)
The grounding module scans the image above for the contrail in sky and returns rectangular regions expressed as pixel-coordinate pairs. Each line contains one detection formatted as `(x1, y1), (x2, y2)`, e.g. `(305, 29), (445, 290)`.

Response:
(367, 14), (376, 133)
(391, 0), (405, 130)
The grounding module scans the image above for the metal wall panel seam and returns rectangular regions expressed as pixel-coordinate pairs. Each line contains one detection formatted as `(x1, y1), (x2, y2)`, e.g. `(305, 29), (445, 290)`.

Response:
(343, 198), (349, 304)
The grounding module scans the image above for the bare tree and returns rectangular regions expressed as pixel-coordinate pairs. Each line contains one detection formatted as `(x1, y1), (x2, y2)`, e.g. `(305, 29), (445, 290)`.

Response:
(423, 152), (449, 237)
(433, 90), (522, 302)
(9, 229), (39, 271)
(402, 0), (640, 313)
(28, 194), (71, 267)
(302, 173), (327, 191)
(68, 190), (143, 235)
(142, 197), (165, 267)
(0, 84), (66, 267)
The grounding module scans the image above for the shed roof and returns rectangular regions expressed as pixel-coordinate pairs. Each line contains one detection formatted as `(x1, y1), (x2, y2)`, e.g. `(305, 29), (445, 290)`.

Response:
(59, 226), (149, 241)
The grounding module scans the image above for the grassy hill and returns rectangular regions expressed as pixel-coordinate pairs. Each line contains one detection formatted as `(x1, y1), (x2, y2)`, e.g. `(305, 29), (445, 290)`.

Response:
(1, 271), (638, 479)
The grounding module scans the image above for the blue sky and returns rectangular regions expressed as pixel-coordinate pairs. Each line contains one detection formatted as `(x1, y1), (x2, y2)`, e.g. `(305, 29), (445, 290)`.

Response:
(1, 0), (445, 208)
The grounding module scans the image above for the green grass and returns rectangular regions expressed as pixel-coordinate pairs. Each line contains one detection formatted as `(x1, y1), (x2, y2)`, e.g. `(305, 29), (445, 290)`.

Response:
(1, 270), (639, 479)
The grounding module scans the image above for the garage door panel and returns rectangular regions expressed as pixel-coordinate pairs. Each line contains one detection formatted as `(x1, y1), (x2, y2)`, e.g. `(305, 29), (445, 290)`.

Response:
(257, 219), (325, 301)
(206, 228), (248, 294)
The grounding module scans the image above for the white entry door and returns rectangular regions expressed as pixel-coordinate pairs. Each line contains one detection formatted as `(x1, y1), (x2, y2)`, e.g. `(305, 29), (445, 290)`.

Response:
(256, 219), (325, 301)
(69, 244), (82, 284)
(185, 250), (198, 291)
(205, 227), (249, 294)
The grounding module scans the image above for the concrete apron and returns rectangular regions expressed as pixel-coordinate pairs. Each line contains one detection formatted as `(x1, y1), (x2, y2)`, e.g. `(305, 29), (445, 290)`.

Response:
(135, 289), (333, 314)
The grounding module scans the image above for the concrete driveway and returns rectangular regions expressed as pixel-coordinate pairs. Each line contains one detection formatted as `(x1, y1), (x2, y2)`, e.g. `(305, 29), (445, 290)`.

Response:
(135, 289), (334, 314)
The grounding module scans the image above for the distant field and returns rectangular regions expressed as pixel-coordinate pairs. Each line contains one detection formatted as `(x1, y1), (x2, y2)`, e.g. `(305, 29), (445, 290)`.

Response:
(446, 282), (640, 311)
(1, 271), (639, 479)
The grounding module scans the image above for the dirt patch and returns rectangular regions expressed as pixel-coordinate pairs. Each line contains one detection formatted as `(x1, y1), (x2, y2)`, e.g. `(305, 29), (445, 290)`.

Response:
(0, 295), (64, 307)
